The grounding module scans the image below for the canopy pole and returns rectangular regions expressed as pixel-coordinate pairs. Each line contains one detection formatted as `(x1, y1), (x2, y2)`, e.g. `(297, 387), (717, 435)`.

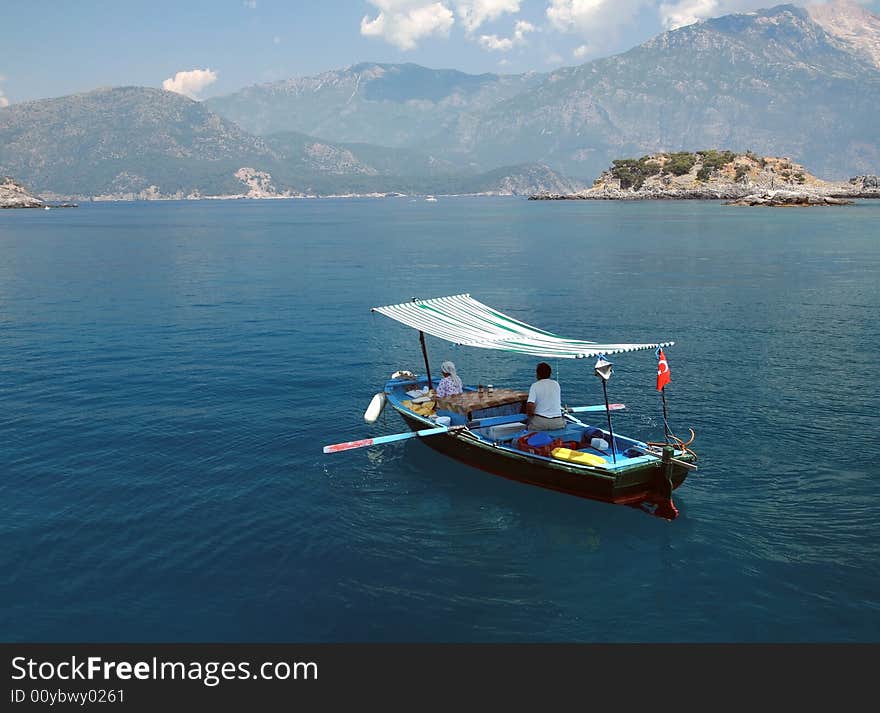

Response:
(601, 379), (617, 464)
(419, 330), (433, 388)
(412, 298), (433, 388)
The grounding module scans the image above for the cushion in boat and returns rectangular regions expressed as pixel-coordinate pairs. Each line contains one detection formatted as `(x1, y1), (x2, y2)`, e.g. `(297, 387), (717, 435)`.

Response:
(550, 447), (607, 466)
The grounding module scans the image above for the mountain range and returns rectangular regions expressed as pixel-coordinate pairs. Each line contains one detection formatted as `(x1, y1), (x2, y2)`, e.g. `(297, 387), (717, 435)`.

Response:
(0, 86), (579, 199)
(1, 1), (878, 199)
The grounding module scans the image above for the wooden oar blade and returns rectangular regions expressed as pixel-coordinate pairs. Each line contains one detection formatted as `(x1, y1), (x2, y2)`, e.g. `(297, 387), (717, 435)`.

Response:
(323, 437), (378, 454)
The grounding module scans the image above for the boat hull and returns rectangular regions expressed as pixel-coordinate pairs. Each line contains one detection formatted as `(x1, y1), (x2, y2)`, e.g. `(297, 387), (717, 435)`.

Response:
(396, 409), (690, 508)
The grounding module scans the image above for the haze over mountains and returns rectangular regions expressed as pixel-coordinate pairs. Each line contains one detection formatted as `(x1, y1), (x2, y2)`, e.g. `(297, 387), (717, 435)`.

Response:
(1, 1), (878, 199)
(205, 64), (544, 150)
(207, 2), (880, 181)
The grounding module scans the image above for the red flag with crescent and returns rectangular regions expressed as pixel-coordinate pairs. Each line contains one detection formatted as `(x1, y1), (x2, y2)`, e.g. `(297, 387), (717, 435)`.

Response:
(656, 349), (671, 391)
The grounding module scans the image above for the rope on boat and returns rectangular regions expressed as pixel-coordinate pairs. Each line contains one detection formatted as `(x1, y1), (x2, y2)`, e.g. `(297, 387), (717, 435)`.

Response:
(648, 427), (698, 460)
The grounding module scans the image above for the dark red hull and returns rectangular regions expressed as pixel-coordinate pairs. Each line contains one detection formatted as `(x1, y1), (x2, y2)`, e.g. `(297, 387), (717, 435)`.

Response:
(397, 410), (689, 509)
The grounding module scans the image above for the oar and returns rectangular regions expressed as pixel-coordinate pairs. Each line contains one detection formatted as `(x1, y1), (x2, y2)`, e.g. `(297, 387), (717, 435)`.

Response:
(323, 425), (463, 453)
(565, 403), (625, 413)
(467, 413), (527, 428)
(465, 405), (624, 430)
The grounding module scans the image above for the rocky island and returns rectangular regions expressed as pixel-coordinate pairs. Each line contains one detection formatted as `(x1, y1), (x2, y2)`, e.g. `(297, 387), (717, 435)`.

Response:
(0, 176), (78, 209)
(530, 152), (880, 206)
(1, 176), (45, 208)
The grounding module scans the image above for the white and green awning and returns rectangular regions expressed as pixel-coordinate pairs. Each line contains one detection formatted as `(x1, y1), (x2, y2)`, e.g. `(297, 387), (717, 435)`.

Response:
(372, 294), (673, 359)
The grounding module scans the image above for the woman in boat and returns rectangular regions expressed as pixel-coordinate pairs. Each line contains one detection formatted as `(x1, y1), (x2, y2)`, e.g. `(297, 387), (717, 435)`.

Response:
(434, 361), (463, 398)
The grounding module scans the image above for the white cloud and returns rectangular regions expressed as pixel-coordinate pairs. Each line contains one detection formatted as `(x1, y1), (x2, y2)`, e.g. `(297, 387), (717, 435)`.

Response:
(361, 1), (455, 50)
(243, 0), (257, 8)
(547, 0), (651, 36)
(513, 19), (535, 40)
(477, 18), (534, 51)
(548, 0), (742, 52)
(539, 0), (880, 51)
(162, 68), (218, 99)
(658, 0), (720, 29)
(657, 1), (801, 31)
(456, 0), (521, 33)
(0, 75), (9, 108)
(479, 34), (514, 50)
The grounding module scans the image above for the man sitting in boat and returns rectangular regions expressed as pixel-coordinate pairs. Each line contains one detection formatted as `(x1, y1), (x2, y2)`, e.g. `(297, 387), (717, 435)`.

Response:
(526, 362), (565, 431)
(434, 360), (463, 398)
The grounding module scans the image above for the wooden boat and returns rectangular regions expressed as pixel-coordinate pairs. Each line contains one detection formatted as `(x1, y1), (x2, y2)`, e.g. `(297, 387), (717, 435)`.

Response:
(325, 294), (697, 519)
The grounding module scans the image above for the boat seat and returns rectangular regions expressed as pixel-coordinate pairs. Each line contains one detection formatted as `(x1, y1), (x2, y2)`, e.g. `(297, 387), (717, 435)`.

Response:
(479, 423), (528, 442)
(535, 425), (584, 441)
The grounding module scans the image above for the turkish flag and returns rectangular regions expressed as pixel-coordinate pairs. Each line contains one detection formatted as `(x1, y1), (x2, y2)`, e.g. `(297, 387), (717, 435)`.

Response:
(656, 349), (671, 391)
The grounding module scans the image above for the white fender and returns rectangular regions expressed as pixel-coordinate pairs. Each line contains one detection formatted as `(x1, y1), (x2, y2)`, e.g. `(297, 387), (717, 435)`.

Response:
(364, 392), (387, 423)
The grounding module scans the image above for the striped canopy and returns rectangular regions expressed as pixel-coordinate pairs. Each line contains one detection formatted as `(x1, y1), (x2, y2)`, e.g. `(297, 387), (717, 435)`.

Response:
(372, 294), (673, 359)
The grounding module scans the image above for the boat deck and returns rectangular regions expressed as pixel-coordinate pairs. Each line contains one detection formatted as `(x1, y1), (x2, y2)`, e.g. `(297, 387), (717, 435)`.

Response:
(384, 375), (666, 472)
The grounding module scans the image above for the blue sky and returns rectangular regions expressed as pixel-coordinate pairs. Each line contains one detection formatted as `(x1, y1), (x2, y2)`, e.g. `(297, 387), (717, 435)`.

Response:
(1, 0), (878, 105)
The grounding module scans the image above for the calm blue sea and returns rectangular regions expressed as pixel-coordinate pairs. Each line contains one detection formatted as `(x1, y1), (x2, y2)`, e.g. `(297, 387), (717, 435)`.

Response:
(1, 197), (878, 642)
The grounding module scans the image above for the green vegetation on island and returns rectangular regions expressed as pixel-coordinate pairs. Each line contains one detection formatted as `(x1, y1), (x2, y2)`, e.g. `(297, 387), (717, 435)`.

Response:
(610, 150), (744, 189)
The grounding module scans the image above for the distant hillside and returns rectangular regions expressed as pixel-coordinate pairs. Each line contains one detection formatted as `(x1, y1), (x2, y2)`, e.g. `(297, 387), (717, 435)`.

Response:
(262, 131), (466, 177)
(0, 87), (278, 196)
(0, 87), (575, 198)
(205, 62), (542, 148)
(227, 162), (581, 198)
(808, 0), (880, 69)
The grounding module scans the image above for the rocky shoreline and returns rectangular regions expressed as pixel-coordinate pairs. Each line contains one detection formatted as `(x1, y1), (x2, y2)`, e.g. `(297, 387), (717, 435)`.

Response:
(1, 176), (45, 208)
(0, 176), (79, 209)
(530, 185), (880, 202)
(530, 187), (878, 203)
(530, 181), (880, 202)
(725, 191), (855, 207)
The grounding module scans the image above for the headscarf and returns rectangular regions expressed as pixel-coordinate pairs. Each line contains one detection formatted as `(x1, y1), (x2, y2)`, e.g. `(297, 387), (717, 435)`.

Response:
(440, 360), (462, 391)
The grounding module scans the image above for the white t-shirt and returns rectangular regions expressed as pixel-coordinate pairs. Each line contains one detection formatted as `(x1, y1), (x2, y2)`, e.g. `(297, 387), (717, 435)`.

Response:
(527, 378), (562, 418)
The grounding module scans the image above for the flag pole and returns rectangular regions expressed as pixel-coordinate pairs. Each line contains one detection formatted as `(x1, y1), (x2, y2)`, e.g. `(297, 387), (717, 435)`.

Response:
(660, 386), (671, 443)
(594, 356), (617, 464)
(656, 348), (672, 443)
(601, 378), (617, 463)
